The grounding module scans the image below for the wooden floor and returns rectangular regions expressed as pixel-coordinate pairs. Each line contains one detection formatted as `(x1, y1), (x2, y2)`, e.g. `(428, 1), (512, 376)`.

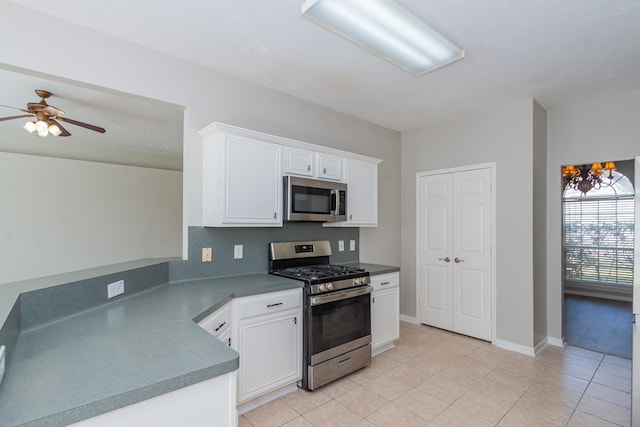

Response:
(564, 294), (632, 359)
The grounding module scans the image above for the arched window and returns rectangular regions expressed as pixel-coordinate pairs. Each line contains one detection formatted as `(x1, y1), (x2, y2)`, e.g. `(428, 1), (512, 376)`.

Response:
(563, 170), (635, 286)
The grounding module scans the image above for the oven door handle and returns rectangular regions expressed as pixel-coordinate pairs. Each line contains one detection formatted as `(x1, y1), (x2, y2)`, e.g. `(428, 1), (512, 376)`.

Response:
(309, 285), (372, 306)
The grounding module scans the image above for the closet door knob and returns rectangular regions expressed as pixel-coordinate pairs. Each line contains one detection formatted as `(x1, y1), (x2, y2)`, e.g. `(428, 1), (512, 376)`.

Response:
(438, 257), (451, 263)
(455, 257), (464, 263)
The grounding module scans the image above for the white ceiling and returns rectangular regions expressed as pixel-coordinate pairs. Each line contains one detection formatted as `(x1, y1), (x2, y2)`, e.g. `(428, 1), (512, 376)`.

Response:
(3, 0), (640, 157)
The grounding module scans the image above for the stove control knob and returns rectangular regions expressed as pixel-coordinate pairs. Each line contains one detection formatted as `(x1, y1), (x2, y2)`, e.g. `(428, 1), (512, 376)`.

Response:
(318, 284), (326, 292)
(354, 277), (361, 285)
(326, 283), (333, 290)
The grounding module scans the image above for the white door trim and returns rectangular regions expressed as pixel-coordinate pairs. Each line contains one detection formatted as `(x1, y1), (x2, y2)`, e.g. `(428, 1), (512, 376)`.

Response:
(416, 162), (497, 343)
(632, 155), (639, 427)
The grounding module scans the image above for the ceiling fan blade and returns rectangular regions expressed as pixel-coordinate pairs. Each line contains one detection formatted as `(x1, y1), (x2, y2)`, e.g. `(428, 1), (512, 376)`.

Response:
(0, 104), (31, 113)
(43, 105), (65, 116)
(0, 114), (33, 122)
(49, 118), (71, 137)
(56, 116), (106, 133)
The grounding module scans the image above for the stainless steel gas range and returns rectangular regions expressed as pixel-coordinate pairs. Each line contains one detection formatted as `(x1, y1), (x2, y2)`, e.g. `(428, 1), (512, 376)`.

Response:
(269, 240), (372, 390)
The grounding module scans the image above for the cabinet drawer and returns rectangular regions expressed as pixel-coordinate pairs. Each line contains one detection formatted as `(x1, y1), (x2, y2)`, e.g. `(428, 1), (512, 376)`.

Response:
(198, 303), (232, 338)
(370, 273), (399, 291)
(236, 289), (301, 319)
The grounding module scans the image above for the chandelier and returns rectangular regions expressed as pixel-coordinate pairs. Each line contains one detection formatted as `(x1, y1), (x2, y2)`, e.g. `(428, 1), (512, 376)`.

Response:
(562, 162), (616, 195)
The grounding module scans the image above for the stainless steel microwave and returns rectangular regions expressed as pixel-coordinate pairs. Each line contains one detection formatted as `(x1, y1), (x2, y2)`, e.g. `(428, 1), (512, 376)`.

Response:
(284, 176), (347, 222)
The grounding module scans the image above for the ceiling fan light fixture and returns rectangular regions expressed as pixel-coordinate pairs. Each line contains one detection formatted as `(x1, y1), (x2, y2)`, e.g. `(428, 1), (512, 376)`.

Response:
(35, 120), (49, 135)
(23, 121), (36, 133)
(301, 0), (464, 76)
(48, 123), (62, 137)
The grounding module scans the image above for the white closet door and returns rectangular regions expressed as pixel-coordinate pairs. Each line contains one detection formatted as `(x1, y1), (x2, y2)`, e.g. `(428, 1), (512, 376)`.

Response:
(451, 169), (492, 341)
(418, 173), (453, 330)
(417, 167), (493, 341)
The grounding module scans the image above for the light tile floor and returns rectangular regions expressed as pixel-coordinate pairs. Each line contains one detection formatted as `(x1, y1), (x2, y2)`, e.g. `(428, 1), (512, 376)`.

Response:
(239, 321), (632, 426)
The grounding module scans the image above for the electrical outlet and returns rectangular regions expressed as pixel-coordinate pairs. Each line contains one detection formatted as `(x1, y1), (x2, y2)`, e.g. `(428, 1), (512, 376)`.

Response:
(202, 247), (212, 262)
(338, 240), (345, 252)
(350, 240), (356, 251)
(107, 280), (125, 299)
(234, 245), (243, 259)
(0, 345), (5, 387)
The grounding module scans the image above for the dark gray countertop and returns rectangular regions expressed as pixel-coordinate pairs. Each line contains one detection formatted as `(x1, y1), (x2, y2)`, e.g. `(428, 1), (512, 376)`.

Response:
(0, 273), (302, 427)
(0, 262), (398, 427)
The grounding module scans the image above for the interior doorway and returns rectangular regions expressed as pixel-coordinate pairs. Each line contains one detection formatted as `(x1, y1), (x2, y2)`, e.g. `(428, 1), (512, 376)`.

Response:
(561, 158), (635, 359)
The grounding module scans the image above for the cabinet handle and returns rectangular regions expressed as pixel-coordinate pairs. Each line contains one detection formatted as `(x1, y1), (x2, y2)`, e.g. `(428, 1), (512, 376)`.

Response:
(267, 302), (283, 308)
(227, 337), (231, 346)
(273, 212), (277, 219)
(323, 167), (327, 174)
(307, 165), (311, 171)
(372, 297), (375, 303)
(454, 257), (464, 263)
(380, 281), (390, 286)
(349, 214), (353, 220)
(438, 257), (451, 263)
(293, 317), (297, 325)
(214, 321), (226, 332)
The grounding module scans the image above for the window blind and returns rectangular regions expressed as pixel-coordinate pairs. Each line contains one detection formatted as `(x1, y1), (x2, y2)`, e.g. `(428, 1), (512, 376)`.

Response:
(563, 195), (634, 285)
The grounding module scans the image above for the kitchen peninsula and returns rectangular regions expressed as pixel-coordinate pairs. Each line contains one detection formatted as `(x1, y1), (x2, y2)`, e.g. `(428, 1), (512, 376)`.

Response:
(0, 258), (398, 427)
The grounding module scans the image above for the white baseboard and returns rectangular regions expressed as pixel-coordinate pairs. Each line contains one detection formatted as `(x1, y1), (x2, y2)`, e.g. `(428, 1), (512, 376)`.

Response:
(495, 336), (565, 358)
(533, 337), (548, 356)
(237, 383), (298, 415)
(400, 315), (418, 324)
(494, 339), (535, 357)
(546, 336), (565, 348)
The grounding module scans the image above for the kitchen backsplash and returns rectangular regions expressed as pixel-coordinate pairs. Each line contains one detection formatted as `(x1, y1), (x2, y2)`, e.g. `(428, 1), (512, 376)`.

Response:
(169, 223), (359, 281)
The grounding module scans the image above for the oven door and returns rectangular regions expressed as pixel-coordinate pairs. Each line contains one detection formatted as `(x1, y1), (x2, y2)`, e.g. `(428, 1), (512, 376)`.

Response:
(307, 286), (372, 365)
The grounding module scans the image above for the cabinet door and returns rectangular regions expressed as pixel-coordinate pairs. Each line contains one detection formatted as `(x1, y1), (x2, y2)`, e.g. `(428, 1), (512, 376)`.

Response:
(346, 159), (378, 226)
(284, 147), (314, 177)
(237, 311), (301, 403)
(371, 288), (399, 353)
(317, 153), (342, 181)
(224, 136), (281, 224)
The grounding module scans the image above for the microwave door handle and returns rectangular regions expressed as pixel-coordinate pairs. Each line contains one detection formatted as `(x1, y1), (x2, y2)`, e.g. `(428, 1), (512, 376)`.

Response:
(330, 189), (338, 215)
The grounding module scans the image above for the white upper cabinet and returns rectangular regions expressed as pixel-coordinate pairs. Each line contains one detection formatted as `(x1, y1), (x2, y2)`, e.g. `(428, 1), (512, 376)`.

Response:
(201, 125), (282, 227)
(284, 148), (343, 181)
(325, 158), (379, 227)
(199, 123), (381, 228)
(316, 153), (343, 181)
(283, 147), (314, 177)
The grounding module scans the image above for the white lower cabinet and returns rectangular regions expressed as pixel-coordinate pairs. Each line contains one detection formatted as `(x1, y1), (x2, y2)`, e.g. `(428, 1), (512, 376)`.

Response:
(198, 302), (232, 345)
(233, 289), (302, 405)
(371, 273), (400, 355)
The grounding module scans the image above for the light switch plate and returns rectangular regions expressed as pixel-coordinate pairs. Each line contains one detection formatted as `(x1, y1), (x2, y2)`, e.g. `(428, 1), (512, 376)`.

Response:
(350, 240), (356, 251)
(202, 247), (212, 262)
(234, 245), (243, 259)
(338, 240), (345, 252)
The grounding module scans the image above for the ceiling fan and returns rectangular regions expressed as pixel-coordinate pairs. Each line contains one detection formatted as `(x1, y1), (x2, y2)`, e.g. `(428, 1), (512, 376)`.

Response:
(0, 89), (106, 137)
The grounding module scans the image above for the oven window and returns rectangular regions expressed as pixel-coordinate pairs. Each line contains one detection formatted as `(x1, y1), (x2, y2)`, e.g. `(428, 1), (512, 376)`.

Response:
(309, 293), (371, 356)
(292, 186), (331, 214)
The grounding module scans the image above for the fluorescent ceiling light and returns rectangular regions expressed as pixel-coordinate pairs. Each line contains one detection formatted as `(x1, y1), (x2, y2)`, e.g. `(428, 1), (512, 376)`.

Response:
(302, 0), (464, 76)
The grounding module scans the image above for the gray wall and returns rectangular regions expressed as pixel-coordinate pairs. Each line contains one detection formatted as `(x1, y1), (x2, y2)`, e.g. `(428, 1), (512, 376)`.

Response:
(0, 2), (401, 285)
(0, 152), (182, 284)
(171, 224), (360, 281)
(546, 90), (640, 341)
(402, 99), (536, 349)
